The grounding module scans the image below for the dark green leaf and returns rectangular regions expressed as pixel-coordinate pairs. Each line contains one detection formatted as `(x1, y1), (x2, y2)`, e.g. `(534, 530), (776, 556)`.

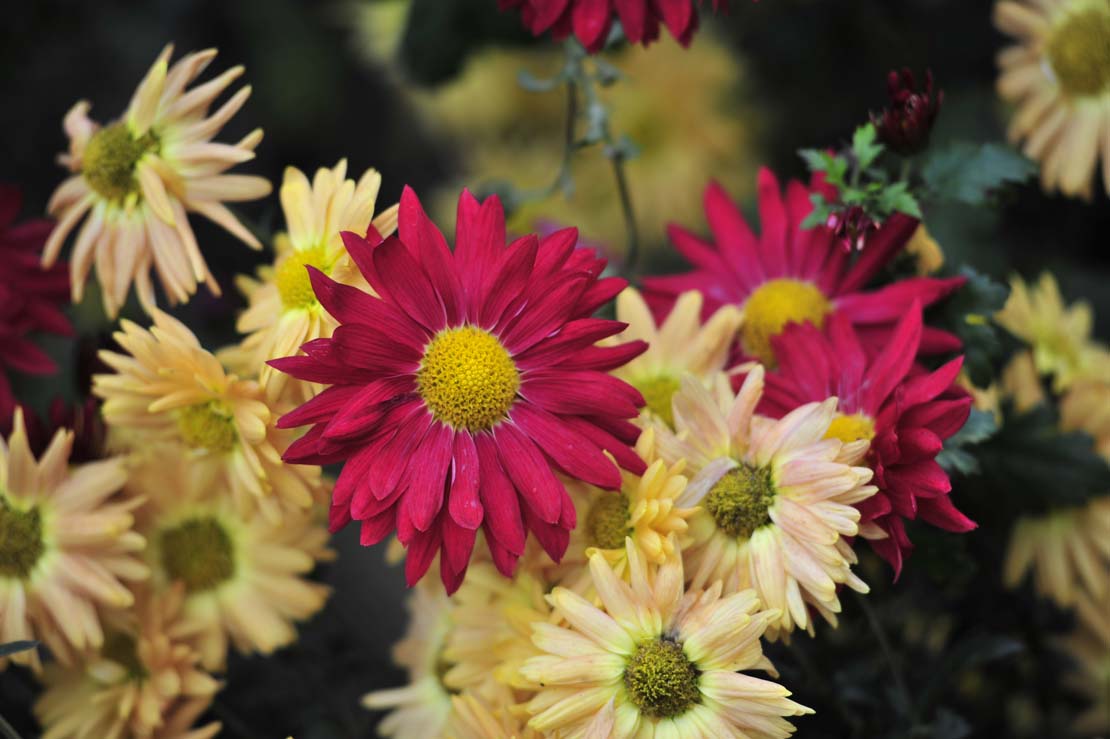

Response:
(938, 409), (999, 475)
(928, 267), (1011, 387)
(918, 634), (1023, 715)
(0, 641), (37, 658)
(921, 143), (1036, 206)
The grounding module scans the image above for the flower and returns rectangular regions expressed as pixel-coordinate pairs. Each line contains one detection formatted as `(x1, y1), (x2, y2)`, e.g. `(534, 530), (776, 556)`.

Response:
(761, 306), (975, 576)
(653, 368), (877, 638)
(994, 0), (1110, 199)
(904, 223), (945, 275)
(519, 540), (812, 737)
(824, 204), (879, 253)
(643, 169), (965, 366)
(128, 450), (332, 670)
(0, 184), (71, 410)
(273, 187), (647, 592)
(33, 586), (221, 739)
(0, 409), (147, 671)
(499, 0), (727, 52)
(44, 45), (271, 317)
(446, 689), (540, 739)
(1059, 588), (1110, 734)
(94, 310), (323, 523)
(870, 68), (943, 156)
(1062, 377), (1110, 461)
(227, 160), (399, 406)
(609, 288), (742, 427)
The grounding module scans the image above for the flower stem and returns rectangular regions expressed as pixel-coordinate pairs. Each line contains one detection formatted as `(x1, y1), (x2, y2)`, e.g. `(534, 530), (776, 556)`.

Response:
(0, 713), (23, 739)
(609, 150), (640, 274)
(854, 591), (913, 718)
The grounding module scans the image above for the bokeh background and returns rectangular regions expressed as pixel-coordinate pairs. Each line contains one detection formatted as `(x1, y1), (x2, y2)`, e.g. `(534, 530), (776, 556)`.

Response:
(1, 0), (1108, 736)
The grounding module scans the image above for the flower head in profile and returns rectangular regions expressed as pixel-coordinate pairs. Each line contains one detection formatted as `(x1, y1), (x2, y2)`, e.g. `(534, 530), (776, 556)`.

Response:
(654, 369), (877, 638)
(34, 586), (221, 739)
(499, 0), (727, 52)
(520, 541), (812, 737)
(228, 161), (399, 406)
(871, 68), (943, 156)
(643, 169), (965, 367)
(0, 409), (147, 671)
(273, 187), (647, 592)
(609, 287), (742, 427)
(45, 45), (271, 317)
(0, 184), (71, 410)
(994, 0), (1110, 199)
(762, 306), (975, 576)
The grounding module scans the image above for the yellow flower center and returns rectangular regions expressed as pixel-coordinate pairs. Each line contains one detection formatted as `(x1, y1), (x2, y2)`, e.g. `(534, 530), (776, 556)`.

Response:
(585, 492), (632, 550)
(624, 638), (701, 719)
(175, 401), (238, 454)
(275, 243), (331, 311)
(740, 279), (831, 365)
(0, 496), (45, 580)
(704, 464), (776, 539)
(1046, 8), (1110, 97)
(101, 632), (149, 681)
(82, 123), (159, 203)
(636, 374), (681, 427)
(159, 517), (236, 593)
(824, 413), (877, 444)
(416, 326), (520, 431)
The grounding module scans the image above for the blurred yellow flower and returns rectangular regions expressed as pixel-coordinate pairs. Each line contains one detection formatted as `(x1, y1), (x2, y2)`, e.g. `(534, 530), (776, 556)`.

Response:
(1060, 588), (1110, 734)
(905, 224), (945, 275)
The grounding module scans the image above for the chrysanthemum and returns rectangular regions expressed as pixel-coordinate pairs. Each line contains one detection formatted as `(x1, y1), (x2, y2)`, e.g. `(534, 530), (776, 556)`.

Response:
(643, 170), (965, 366)
(94, 310), (322, 522)
(447, 689), (540, 739)
(499, 0), (727, 52)
(520, 541), (812, 737)
(994, 0), (1110, 199)
(761, 307), (975, 576)
(1060, 589), (1110, 734)
(34, 586), (221, 739)
(0, 409), (147, 671)
(128, 451), (332, 670)
(653, 368), (877, 638)
(995, 272), (1109, 390)
(1062, 377), (1110, 461)
(609, 288), (742, 427)
(0, 184), (72, 410)
(44, 45), (271, 317)
(228, 160), (399, 406)
(273, 187), (646, 592)
(362, 583), (456, 739)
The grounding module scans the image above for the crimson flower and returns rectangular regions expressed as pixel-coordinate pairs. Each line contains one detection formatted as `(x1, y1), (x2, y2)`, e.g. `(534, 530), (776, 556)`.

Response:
(273, 187), (647, 592)
(760, 306), (975, 575)
(871, 68), (943, 156)
(642, 168), (965, 366)
(499, 0), (727, 52)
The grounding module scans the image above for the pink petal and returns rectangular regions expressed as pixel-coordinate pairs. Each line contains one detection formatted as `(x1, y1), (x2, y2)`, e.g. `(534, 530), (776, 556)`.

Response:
(511, 402), (621, 489)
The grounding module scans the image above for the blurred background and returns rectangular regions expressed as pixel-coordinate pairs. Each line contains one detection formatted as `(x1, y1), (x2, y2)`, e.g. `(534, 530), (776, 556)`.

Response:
(1, 0), (1108, 736)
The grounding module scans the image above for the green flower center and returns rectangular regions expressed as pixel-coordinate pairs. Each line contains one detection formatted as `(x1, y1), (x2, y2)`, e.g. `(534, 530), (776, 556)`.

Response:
(0, 496), (45, 580)
(637, 374), (681, 427)
(159, 517), (236, 593)
(585, 492), (632, 550)
(417, 326), (520, 431)
(1046, 8), (1110, 98)
(101, 632), (148, 681)
(275, 243), (332, 310)
(704, 464), (776, 539)
(624, 638), (701, 719)
(175, 401), (238, 454)
(82, 123), (159, 203)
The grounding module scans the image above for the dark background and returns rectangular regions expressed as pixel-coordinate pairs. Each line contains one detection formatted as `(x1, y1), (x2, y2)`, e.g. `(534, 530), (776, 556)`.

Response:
(1, 0), (1108, 737)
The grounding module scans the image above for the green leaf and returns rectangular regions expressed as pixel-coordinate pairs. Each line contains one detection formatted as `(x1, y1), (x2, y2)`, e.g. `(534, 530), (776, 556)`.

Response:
(800, 194), (833, 229)
(938, 408), (999, 475)
(878, 181), (923, 219)
(928, 267), (1011, 387)
(917, 634), (1023, 715)
(852, 123), (884, 170)
(0, 640), (38, 658)
(921, 142), (1036, 206)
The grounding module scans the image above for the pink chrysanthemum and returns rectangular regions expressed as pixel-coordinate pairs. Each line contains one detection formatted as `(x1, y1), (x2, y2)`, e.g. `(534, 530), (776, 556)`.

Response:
(273, 187), (647, 592)
(760, 305), (976, 575)
(499, 0), (727, 52)
(642, 168), (966, 366)
(0, 185), (71, 410)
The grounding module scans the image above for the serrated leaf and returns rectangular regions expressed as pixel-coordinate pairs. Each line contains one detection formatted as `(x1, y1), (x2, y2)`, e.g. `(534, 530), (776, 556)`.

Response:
(938, 409), (998, 475)
(0, 640), (38, 658)
(852, 123), (884, 170)
(929, 267), (1011, 387)
(922, 142), (1036, 206)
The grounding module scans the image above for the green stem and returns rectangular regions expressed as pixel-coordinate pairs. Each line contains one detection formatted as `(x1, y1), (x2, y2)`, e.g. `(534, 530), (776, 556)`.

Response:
(0, 712), (23, 739)
(609, 150), (640, 274)
(855, 592), (913, 719)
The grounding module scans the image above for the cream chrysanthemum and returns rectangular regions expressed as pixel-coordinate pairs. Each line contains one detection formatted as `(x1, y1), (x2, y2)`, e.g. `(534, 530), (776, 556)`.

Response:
(654, 368), (876, 638)
(0, 409), (147, 671)
(34, 586), (221, 739)
(94, 310), (322, 522)
(1060, 589), (1110, 734)
(129, 452), (332, 671)
(226, 160), (399, 406)
(995, 0), (1110, 198)
(45, 45), (271, 317)
(520, 541), (812, 738)
(609, 288), (742, 427)
(446, 688), (540, 739)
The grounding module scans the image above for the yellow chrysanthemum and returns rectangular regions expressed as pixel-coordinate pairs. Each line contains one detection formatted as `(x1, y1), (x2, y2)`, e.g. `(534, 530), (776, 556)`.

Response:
(225, 160), (399, 406)
(45, 45), (271, 317)
(1062, 377), (1110, 461)
(609, 288), (742, 427)
(1060, 589), (1110, 734)
(34, 586), (221, 739)
(0, 409), (147, 671)
(128, 451), (332, 671)
(654, 369), (877, 639)
(93, 310), (323, 523)
(905, 224), (945, 275)
(994, 0), (1110, 199)
(446, 688), (540, 739)
(520, 541), (812, 738)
